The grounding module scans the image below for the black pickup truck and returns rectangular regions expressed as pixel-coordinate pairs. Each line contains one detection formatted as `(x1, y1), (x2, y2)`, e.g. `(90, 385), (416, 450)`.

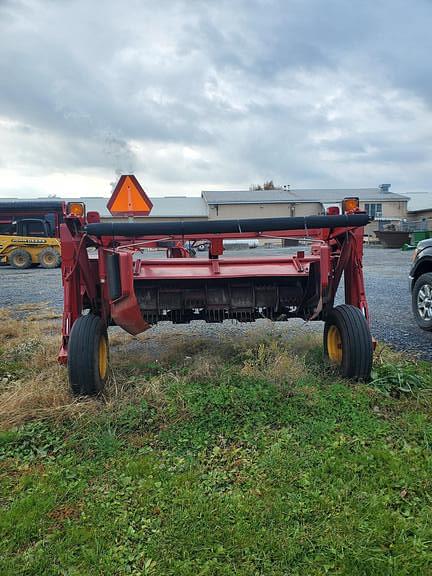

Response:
(409, 239), (432, 330)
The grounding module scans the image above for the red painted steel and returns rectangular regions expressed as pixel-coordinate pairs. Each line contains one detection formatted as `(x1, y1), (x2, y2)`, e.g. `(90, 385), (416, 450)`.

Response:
(133, 256), (316, 280)
(58, 207), (370, 364)
(111, 252), (149, 335)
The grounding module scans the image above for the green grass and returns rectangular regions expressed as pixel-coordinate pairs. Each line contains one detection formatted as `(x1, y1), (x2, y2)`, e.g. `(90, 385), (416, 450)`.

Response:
(1, 315), (432, 575)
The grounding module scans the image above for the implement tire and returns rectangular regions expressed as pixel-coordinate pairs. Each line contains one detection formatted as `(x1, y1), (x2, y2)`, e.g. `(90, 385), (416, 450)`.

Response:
(9, 249), (32, 269)
(39, 247), (61, 269)
(324, 304), (373, 381)
(68, 314), (109, 396)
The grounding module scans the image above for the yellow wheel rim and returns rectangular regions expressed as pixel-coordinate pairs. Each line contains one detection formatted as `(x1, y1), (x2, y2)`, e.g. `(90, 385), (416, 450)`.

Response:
(327, 325), (343, 364)
(98, 336), (108, 379)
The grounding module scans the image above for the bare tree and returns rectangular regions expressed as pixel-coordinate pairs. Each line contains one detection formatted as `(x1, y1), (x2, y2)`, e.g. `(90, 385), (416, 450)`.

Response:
(263, 180), (276, 190)
(250, 180), (278, 191)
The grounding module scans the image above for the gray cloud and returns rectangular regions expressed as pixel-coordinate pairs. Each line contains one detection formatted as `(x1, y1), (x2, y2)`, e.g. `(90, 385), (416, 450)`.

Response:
(0, 0), (431, 197)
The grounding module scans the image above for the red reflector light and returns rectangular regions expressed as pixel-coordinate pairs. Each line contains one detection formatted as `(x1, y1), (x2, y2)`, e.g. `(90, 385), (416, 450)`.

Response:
(87, 211), (101, 224)
(326, 206), (340, 215)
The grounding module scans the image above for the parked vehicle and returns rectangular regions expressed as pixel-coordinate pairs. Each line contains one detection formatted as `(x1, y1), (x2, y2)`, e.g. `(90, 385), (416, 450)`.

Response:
(409, 239), (432, 330)
(0, 200), (65, 236)
(0, 219), (61, 268)
(0, 200), (84, 269)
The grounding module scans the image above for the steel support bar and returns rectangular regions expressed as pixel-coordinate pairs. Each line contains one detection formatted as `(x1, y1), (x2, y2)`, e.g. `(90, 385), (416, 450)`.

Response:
(344, 228), (369, 319)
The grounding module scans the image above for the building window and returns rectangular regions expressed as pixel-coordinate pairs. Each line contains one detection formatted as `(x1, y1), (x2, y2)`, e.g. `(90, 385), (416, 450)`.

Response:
(365, 203), (382, 218)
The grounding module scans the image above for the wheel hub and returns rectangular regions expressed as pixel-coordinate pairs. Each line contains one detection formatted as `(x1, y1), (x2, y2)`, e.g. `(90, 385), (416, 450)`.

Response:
(417, 284), (432, 319)
(327, 325), (343, 364)
(98, 336), (108, 379)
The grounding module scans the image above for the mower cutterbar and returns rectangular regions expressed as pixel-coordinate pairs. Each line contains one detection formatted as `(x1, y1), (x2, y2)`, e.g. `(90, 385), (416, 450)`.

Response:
(59, 210), (373, 395)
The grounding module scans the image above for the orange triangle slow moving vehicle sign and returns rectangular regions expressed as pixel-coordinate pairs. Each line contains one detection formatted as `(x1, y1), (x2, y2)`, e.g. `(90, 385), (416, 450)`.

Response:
(107, 175), (153, 216)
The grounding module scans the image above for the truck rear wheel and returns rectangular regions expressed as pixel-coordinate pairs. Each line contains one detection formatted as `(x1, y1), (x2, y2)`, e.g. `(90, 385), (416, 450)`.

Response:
(68, 314), (109, 396)
(324, 304), (373, 381)
(9, 249), (32, 269)
(39, 247), (61, 269)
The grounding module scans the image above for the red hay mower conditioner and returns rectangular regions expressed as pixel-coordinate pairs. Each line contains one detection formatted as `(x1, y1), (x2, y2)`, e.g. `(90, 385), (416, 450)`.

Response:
(58, 179), (373, 395)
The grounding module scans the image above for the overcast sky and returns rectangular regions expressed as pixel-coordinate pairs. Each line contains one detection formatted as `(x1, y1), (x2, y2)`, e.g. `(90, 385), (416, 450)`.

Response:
(0, 0), (431, 205)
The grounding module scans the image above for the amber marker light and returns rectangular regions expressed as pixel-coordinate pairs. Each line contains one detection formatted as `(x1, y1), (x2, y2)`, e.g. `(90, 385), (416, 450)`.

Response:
(67, 202), (85, 217)
(342, 197), (360, 213)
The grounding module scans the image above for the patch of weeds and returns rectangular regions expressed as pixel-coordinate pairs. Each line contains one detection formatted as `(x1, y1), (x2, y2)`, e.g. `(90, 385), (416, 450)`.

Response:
(238, 337), (314, 386)
(371, 361), (431, 397)
(158, 369), (294, 455)
(0, 359), (24, 380)
(113, 360), (164, 379)
(303, 345), (327, 373)
(0, 421), (65, 462)
(5, 338), (44, 361)
(197, 440), (259, 494)
(113, 400), (150, 433)
(0, 429), (18, 448)
(63, 417), (123, 460)
(157, 336), (213, 366)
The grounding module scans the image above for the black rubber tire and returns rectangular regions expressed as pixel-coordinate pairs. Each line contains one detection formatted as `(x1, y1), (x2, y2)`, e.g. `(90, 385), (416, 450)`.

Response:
(9, 249), (32, 269)
(412, 273), (432, 331)
(323, 304), (373, 381)
(68, 314), (109, 396)
(39, 247), (61, 269)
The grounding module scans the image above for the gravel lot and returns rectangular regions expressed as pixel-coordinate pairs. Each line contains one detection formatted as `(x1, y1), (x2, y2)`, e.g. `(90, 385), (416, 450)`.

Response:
(1, 246), (431, 360)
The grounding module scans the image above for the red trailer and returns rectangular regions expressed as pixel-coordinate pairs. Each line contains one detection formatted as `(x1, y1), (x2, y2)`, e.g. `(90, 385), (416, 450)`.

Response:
(59, 179), (373, 395)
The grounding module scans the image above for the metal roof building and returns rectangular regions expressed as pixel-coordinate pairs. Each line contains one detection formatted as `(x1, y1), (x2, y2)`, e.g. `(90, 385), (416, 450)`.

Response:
(202, 187), (410, 205)
(201, 186), (410, 234)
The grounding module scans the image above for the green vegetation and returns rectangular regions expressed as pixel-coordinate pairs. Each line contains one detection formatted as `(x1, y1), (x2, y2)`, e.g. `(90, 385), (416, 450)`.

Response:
(1, 308), (432, 575)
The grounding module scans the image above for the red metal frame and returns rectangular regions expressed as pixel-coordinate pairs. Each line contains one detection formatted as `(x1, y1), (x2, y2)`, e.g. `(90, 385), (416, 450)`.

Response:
(58, 211), (369, 364)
